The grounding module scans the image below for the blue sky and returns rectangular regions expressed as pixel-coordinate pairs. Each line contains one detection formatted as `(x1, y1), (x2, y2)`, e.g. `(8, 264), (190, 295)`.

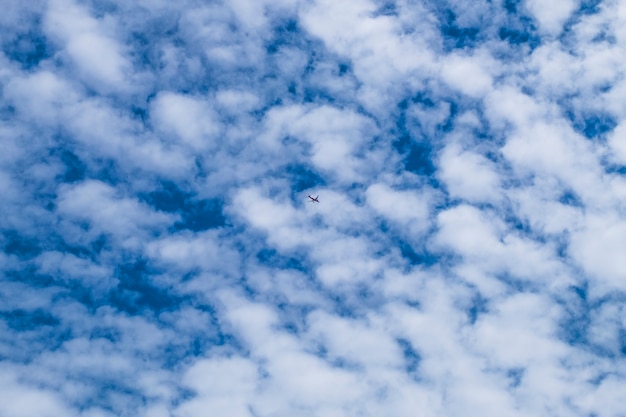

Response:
(1, 0), (626, 416)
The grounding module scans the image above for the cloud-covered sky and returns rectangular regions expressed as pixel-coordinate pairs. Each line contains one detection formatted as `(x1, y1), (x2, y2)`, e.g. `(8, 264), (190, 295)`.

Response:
(2, 0), (626, 415)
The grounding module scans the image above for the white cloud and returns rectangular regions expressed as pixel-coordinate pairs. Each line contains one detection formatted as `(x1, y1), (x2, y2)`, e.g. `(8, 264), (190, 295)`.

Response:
(36, 251), (117, 292)
(569, 212), (626, 293)
(471, 293), (567, 367)
(215, 90), (261, 114)
(45, 0), (131, 91)
(300, 0), (437, 113)
(178, 356), (259, 417)
(440, 50), (495, 97)
(3, 0), (626, 416)
(306, 310), (403, 368)
(246, 103), (382, 181)
(525, 0), (579, 35)
(57, 180), (176, 248)
(0, 371), (72, 417)
(151, 92), (222, 151)
(433, 204), (567, 285)
(606, 122), (626, 164)
(508, 182), (584, 235)
(260, 104), (383, 183)
(366, 182), (432, 237)
(145, 230), (240, 278)
(587, 302), (625, 354)
(230, 186), (304, 250)
(3, 70), (80, 125)
(438, 142), (501, 203)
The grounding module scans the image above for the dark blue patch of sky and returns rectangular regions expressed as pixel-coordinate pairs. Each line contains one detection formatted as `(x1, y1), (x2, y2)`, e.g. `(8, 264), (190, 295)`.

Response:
(3, 29), (53, 70)
(466, 292), (488, 325)
(144, 182), (226, 231)
(397, 337), (421, 375)
(111, 260), (186, 314)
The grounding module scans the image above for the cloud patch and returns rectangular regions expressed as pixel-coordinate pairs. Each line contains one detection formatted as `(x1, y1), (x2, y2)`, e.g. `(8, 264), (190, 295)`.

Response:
(1, 0), (626, 416)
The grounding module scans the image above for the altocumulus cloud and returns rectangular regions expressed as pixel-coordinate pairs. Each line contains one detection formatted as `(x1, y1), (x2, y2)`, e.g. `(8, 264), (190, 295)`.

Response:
(1, 0), (626, 416)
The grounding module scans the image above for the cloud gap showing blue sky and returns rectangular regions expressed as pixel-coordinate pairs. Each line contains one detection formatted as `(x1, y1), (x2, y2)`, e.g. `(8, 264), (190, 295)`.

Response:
(1, 0), (626, 416)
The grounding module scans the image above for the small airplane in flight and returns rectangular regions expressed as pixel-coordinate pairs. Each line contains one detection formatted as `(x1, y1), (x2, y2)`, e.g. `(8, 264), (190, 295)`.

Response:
(307, 195), (320, 203)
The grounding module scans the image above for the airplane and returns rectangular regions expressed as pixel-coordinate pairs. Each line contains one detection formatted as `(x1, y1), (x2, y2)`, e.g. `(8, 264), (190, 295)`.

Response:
(307, 195), (320, 203)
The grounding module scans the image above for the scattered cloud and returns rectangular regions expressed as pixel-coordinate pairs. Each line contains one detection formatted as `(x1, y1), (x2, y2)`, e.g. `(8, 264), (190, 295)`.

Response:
(1, 0), (625, 416)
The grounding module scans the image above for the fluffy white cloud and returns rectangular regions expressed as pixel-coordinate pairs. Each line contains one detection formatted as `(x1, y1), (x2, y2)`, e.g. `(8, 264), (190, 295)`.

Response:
(0, 371), (72, 417)
(438, 142), (501, 203)
(151, 92), (222, 151)
(45, 0), (132, 92)
(2, 0), (626, 416)
(440, 50), (495, 97)
(525, 0), (578, 35)
(57, 180), (177, 248)
(178, 356), (259, 417)
(569, 212), (626, 293)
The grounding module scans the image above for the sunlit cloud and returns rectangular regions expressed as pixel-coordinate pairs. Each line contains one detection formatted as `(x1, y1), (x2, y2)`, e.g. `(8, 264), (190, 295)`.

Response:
(1, 0), (625, 416)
